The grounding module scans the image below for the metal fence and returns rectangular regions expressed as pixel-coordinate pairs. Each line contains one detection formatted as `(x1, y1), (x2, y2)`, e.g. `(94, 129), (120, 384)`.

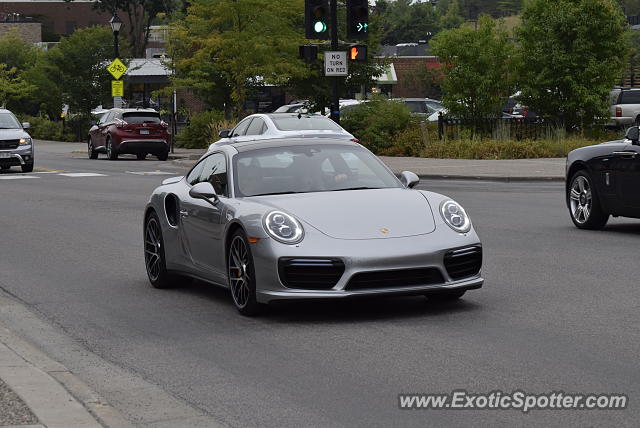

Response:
(437, 115), (552, 141)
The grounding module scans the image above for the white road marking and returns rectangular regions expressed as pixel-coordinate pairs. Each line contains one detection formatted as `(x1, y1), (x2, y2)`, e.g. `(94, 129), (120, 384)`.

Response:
(0, 175), (40, 180)
(126, 171), (174, 176)
(57, 173), (108, 177)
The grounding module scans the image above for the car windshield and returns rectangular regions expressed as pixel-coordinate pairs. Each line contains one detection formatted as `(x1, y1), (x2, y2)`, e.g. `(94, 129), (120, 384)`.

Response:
(271, 115), (342, 131)
(425, 100), (444, 113)
(123, 112), (161, 124)
(0, 113), (22, 129)
(233, 144), (402, 197)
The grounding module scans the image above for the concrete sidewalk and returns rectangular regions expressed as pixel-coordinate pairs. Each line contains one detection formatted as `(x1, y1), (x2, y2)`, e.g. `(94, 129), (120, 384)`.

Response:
(168, 147), (566, 181)
(0, 325), (132, 428)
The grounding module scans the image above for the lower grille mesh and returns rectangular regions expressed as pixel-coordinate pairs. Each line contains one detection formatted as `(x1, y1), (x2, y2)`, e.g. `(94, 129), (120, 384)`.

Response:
(444, 246), (482, 280)
(345, 268), (444, 291)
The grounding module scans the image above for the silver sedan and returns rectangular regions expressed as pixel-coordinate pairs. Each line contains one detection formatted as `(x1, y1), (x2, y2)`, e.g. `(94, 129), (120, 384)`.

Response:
(143, 138), (483, 315)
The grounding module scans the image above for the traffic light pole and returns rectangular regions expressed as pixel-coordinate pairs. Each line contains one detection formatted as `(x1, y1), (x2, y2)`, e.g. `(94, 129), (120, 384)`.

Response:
(330, 0), (340, 124)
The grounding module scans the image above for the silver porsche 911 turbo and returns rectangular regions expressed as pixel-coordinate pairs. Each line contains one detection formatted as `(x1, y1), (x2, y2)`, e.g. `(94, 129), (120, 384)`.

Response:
(143, 138), (483, 315)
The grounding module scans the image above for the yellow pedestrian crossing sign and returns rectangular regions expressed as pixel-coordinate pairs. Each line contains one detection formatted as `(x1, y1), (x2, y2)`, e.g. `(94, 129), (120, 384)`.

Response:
(112, 80), (124, 97)
(107, 58), (127, 80)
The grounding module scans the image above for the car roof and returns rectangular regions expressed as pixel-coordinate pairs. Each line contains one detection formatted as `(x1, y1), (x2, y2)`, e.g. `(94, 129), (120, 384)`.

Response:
(0, 109), (14, 114)
(231, 137), (356, 153)
(109, 108), (159, 113)
(262, 113), (328, 119)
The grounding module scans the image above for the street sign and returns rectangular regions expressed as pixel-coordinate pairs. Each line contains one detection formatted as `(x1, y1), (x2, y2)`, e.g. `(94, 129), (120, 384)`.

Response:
(111, 80), (124, 97)
(107, 58), (127, 80)
(324, 51), (348, 76)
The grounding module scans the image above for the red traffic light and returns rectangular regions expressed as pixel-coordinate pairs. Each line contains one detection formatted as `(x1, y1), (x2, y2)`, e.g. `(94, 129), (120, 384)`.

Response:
(349, 45), (367, 61)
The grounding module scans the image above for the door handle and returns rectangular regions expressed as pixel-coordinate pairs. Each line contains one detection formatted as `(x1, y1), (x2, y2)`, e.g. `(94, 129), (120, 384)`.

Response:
(612, 151), (638, 158)
(180, 209), (189, 217)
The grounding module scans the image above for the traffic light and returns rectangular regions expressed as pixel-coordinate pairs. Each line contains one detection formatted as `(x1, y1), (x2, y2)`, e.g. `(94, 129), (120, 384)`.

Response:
(349, 45), (367, 62)
(347, 0), (369, 40)
(305, 0), (329, 40)
(299, 45), (318, 63)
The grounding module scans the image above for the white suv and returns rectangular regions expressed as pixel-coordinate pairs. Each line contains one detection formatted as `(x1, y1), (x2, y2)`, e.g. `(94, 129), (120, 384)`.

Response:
(609, 88), (640, 127)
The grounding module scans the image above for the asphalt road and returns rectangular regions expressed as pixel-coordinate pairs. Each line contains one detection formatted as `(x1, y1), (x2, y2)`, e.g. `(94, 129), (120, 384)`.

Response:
(1, 141), (639, 427)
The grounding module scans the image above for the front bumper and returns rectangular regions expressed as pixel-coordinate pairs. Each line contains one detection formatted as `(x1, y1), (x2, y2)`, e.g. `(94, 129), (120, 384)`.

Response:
(0, 146), (33, 165)
(251, 225), (483, 303)
(116, 139), (168, 155)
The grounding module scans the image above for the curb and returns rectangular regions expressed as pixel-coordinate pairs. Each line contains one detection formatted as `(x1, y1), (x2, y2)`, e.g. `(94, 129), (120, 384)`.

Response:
(416, 174), (565, 182)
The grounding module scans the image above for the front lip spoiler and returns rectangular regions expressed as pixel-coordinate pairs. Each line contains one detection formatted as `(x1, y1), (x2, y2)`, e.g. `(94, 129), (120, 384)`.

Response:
(258, 276), (483, 302)
(0, 153), (25, 165)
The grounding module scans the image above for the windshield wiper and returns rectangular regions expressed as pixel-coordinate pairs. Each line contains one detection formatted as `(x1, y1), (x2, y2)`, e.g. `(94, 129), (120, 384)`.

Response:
(331, 187), (381, 191)
(251, 191), (301, 196)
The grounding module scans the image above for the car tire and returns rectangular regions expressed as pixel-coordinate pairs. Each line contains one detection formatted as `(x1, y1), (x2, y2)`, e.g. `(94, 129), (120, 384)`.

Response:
(88, 138), (98, 159)
(1, 165), (10, 171)
(227, 229), (263, 316)
(21, 162), (34, 173)
(137, 153), (146, 160)
(106, 137), (118, 160)
(635, 116), (640, 126)
(427, 290), (466, 301)
(144, 211), (176, 289)
(156, 151), (169, 161)
(568, 170), (609, 229)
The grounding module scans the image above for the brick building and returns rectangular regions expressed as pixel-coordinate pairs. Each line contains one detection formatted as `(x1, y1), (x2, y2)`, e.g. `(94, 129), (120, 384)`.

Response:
(0, 17), (41, 43)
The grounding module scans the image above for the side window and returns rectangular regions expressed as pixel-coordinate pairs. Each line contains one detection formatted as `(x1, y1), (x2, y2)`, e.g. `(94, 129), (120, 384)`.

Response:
(99, 112), (112, 125)
(246, 118), (265, 136)
(198, 153), (229, 197)
(621, 91), (640, 104)
(186, 158), (206, 185)
(232, 118), (252, 137)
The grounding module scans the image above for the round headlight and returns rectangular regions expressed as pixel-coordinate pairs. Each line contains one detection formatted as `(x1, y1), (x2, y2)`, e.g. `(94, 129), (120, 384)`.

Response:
(19, 137), (32, 146)
(263, 211), (304, 244)
(440, 200), (471, 233)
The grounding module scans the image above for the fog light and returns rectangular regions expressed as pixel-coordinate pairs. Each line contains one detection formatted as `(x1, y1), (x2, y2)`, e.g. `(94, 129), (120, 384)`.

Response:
(23, 156), (30, 161)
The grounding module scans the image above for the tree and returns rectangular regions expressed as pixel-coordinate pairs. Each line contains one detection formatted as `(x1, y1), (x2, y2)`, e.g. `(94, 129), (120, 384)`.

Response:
(66, 0), (181, 57)
(379, 0), (440, 44)
(431, 15), (516, 126)
(46, 26), (116, 117)
(169, 0), (308, 117)
(0, 31), (39, 71)
(517, 0), (629, 130)
(439, 0), (465, 30)
(0, 64), (35, 109)
(403, 64), (444, 99)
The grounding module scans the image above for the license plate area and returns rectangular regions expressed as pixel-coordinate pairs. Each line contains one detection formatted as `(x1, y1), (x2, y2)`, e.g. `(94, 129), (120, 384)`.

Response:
(0, 153), (11, 159)
(139, 129), (150, 135)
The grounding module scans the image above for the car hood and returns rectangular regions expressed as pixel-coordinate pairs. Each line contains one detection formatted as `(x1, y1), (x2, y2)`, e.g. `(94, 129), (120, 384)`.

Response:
(258, 188), (436, 240)
(0, 129), (30, 140)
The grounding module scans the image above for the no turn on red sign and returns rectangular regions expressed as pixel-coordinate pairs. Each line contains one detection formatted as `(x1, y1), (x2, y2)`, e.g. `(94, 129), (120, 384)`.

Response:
(324, 51), (348, 76)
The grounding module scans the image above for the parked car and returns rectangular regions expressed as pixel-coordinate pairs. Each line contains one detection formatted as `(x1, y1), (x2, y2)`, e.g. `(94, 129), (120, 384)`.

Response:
(273, 102), (308, 113)
(0, 109), (34, 173)
(143, 138), (483, 315)
(608, 87), (640, 128)
(393, 98), (444, 118)
(210, 113), (356, 150)
(87, 108), (170, 160)
(565, 126), (640, 229)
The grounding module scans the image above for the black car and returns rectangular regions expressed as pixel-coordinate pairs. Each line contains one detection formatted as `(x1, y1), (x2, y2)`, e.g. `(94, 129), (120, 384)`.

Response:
(566, 126), (640, 229)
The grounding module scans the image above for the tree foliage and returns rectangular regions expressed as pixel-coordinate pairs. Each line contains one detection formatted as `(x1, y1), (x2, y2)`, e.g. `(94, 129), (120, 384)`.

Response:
(376, 0), (441, 44)
(517, 0), (629, 129)
(431, 15), (516, 124)
(169, 0), (308, 116)
(0, 64), (35, 109)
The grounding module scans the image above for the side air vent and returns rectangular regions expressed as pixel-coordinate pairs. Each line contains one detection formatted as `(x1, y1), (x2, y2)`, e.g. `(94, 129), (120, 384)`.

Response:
(165, 194), (179, 227)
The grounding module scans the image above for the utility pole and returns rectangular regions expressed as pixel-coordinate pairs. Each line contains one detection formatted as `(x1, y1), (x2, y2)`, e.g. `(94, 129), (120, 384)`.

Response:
(330, 0), (340, 124)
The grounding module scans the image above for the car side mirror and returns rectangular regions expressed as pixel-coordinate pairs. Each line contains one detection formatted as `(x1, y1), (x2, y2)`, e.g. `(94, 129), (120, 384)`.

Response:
(219, 129), (231, 138)
(22, 122), (30, 129)
(625, 126), (639, 143)
(189, 182), (219, 205)
(400, 171), (420, 189)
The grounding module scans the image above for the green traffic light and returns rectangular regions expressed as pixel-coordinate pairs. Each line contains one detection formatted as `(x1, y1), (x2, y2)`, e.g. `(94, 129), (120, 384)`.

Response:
(314, 21), (327, 33)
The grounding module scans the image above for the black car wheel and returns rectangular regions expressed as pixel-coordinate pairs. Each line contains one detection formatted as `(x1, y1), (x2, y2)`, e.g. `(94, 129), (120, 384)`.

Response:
(21, 162), (34, 173)
(568, 170), (609, 229)
(227, 230), (262, 316)
(156, 151), (169, 161)
(88, 138), (98, 159)
(0, 165), (10, 171)
(144, 212), (174, 288)
(137, 153), (146, 160)
(106, 137), (118, 160)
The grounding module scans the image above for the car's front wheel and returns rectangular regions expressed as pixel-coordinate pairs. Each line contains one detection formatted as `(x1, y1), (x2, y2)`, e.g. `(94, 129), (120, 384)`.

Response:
(227, 230), (262, 316)
(568, 170), (609, 229)
(21, 162), (34, 173)
(88, 138), (98, 159)
(144, 212), (174, 288)
(137, 153), (146, 160)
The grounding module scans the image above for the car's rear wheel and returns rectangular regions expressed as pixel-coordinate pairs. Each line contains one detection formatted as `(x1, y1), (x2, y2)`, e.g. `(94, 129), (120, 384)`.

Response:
(137, 153), (146, 160)
(106, 137), (118, 160)
(156, 151), (169, 161)
(21, 162), (34, 173)
(427, 290), (466, 301)
(228, 230), (262, 316)
(88, 138), (98, 159)
(1, 165), (10, 171)
(568, 170), (608, 229)
(144, 212), (174, 288)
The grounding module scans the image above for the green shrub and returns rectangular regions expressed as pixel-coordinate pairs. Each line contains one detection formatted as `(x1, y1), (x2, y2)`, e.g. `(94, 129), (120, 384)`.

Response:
(340, 99), (413, 154)
(21, 116), (63, 141)
(176, 110), (225, 149)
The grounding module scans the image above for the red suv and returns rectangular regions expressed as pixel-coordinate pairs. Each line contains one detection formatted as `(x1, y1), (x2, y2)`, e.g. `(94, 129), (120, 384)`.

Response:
(88, 108), (170, 160)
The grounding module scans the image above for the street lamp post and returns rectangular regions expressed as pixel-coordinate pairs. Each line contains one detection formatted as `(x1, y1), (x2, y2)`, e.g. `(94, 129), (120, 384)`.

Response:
(109, 13), (123, 108)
